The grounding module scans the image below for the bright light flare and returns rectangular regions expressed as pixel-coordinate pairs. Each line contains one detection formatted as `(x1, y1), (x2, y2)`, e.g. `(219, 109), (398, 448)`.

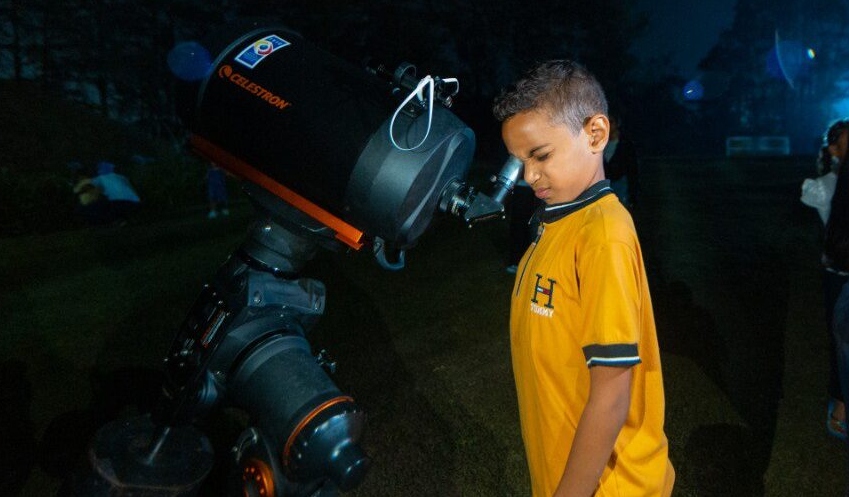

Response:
(682, 80), (704, 101)
(768, 31), (815, 88)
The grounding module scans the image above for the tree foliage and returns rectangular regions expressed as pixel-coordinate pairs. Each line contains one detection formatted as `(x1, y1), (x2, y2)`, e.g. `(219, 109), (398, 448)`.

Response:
(696, 0), (849, 153)
(0, 0), (647, 157)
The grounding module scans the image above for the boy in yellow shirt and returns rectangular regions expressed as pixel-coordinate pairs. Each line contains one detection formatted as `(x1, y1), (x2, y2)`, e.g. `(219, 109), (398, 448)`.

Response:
(493, 60), (674, 497)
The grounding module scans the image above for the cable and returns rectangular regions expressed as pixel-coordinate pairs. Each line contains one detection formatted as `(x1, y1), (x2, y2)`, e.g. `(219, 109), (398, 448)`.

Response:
(388, 75), (458, 151)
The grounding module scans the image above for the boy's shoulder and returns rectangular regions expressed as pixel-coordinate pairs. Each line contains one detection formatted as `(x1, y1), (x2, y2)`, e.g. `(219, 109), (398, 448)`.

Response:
(574, 195), (637, 245)
(579, 193), (630, 220)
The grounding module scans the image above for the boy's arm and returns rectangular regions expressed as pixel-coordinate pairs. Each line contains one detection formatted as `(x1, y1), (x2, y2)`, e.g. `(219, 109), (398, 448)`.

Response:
(552, 364), (632, 497)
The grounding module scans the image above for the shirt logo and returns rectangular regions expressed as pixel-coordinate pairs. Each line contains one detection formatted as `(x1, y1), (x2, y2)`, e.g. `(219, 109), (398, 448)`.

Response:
(530, 274), (555, 317)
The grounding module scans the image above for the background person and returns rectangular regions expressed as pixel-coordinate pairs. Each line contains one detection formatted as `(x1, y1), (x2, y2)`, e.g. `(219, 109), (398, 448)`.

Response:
(206, 163), (229, 219)
(493, 59), (674, 497)
(68, 161), (108, 226)
(825, 151), (849, 494)
(802, 119), (849, 439)
(90, 161), (141, 225)
(802, 119), (849, 224)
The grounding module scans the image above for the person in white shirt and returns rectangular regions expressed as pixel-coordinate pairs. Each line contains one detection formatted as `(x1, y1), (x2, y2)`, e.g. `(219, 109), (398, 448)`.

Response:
(801, 119), (849, 440)
(90, 161), (141, 225)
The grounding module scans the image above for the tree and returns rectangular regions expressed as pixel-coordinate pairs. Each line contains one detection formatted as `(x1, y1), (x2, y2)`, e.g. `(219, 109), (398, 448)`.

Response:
(0, 0), (648, 156)
(696, 0), (849, 154)
(0, 0), (49, 81)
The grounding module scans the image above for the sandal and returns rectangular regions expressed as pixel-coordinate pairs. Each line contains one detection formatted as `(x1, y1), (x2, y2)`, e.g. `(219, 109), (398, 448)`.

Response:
(827, 399), (847, 441)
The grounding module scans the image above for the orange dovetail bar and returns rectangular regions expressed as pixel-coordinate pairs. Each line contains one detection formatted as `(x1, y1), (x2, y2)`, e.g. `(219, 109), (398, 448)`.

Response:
(189, 134), (364, 250)
(282, 395), (355, 468)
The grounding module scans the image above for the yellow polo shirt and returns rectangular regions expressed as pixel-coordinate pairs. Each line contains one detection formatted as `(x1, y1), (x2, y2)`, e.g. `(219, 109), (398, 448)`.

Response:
(510, 184), (673, 496)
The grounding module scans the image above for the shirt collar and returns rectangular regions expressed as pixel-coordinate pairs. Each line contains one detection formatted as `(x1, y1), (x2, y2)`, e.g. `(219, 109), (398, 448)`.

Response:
(536, 180), (614, 223)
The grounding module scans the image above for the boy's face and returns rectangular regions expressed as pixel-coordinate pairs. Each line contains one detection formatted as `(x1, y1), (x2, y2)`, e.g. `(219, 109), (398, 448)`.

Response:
(501, 110), (608, 205)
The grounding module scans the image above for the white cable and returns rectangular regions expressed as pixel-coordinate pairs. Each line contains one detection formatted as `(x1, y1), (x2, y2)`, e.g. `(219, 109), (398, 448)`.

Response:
(389, 75), (433, 151)
(388, 76), (459, 151)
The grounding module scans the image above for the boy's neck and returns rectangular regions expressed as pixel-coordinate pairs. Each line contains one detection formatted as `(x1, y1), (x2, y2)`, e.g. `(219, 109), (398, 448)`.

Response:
(539, 179), (614, 223)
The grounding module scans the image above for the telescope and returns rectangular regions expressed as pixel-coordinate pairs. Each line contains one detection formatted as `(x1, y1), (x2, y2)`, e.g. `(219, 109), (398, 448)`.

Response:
(72, 20), (521, 497)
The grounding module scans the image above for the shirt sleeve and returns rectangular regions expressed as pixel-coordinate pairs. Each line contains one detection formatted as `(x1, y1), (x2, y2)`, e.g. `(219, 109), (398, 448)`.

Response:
(577, 239), (642, 368)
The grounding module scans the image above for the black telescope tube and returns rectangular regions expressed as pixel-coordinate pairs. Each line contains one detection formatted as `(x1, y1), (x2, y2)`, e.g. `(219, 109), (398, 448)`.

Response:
(178, 23), (475, 250)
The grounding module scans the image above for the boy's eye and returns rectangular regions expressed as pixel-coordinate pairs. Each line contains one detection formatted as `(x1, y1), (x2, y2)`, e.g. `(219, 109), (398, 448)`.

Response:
(536, 152), (551, 162)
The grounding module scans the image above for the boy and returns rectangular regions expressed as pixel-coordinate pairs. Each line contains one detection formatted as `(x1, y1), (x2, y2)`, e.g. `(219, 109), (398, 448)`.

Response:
(492, 60), (674, 496)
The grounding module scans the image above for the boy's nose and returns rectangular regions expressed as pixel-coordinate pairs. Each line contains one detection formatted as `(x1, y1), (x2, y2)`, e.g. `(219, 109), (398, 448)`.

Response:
(524, 167), (539, 185)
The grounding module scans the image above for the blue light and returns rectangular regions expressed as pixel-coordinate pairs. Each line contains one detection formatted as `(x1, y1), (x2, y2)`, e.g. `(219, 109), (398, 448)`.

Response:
(167, 41), (213, 82)
(807, 48), (816, 60)
(682, 80), (704, 101)
(832, 98), (849, 118)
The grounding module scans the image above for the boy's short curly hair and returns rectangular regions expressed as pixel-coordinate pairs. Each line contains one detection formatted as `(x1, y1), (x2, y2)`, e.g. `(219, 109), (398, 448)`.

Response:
(492, 59), (608, 135)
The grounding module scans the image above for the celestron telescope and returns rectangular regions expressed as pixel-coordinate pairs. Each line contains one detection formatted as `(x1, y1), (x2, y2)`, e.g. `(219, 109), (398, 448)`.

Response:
(72, 20), (522, 497)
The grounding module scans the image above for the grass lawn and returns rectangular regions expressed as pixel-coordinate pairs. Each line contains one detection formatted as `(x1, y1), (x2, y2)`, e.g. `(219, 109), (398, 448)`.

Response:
(1, 156), (846, 496)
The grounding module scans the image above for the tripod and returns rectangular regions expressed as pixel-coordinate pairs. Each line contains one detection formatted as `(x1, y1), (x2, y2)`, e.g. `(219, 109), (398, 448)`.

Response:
(75, 183), (369, 497)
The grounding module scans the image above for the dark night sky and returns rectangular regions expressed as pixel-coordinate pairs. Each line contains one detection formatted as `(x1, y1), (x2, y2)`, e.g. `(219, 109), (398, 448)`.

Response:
(633, 0), (736, 76)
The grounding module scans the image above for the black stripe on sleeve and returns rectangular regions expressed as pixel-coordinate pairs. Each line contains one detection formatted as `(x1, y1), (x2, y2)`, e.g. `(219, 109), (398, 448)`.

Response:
(582, 343), (641, 367)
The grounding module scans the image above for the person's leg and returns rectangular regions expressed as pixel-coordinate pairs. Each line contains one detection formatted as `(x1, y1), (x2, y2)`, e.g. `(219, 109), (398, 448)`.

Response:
(826, 270), (849, 437)
(830, 281), (849, 494)
(208, 175), (228, 217)
(89, 198), (111, 226)
(218, 186), (229, 216)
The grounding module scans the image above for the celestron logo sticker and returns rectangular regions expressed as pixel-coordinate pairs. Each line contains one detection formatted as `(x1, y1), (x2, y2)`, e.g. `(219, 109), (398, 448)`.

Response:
(218, 65), (292, 110)
(235, 34), (290, 69)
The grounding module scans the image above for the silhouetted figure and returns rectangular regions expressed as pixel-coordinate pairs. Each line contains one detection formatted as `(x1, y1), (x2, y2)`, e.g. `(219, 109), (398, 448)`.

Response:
(206, 163), (230, 219)
(826, 150), (849, 496)
(802, 119), (849, 440)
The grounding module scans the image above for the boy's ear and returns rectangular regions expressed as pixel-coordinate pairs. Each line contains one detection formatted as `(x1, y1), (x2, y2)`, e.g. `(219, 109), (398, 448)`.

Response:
(584, 114), (610, 153)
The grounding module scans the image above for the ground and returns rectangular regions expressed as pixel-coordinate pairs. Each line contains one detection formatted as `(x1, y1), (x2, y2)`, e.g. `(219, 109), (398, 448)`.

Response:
(0, 155), (845, 496)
